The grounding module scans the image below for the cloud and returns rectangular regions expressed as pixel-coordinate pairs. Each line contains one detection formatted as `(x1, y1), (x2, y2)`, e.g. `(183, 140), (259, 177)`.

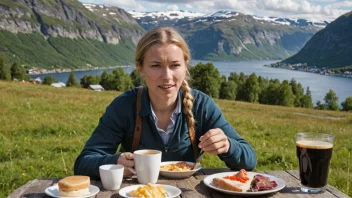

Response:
(167, 4), (179, 10)
(138, 0), (194, 2)
(185, 4), (193, 9)
(181, 0), (351, 21)
(84, 0), (351, 21)
(310, 0), (338, 2)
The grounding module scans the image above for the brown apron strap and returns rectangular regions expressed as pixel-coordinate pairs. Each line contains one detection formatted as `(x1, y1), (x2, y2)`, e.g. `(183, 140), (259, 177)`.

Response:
(189, 126), (199, 162)
(132, 86), (144, 152)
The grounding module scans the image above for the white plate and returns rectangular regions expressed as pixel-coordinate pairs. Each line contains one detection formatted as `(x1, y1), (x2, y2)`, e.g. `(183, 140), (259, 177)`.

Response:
(203, 171), (285, 196)
(44, 184), (100, 198)
(159, 161), (202, 179)
(118, 184), (181, 198)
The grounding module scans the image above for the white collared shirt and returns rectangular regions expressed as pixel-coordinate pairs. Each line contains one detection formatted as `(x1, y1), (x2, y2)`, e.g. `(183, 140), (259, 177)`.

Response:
(150, 92), (182, 145)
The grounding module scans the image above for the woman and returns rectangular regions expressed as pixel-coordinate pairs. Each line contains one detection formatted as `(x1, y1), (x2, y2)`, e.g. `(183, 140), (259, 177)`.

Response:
(74, 27), (256, 179)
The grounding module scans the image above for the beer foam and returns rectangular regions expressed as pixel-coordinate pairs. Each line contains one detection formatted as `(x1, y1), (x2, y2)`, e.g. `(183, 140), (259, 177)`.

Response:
(296, 140), (333, 149)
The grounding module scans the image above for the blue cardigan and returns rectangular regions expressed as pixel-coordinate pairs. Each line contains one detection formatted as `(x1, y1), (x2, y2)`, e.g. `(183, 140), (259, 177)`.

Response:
(74, 87), (256, 179)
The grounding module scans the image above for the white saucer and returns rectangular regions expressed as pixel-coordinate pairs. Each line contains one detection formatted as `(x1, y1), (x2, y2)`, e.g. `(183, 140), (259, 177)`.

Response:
(44, 184), (100, 198)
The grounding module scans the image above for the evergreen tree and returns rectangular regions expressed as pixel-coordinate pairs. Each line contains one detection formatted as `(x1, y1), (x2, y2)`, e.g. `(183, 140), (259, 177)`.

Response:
(324, 89), (339, 111)
(42, 76), (56, 85)
(189, 62), (221, 98)
(10, 62), (25, 80)
(130, 69), (144, 87)
(341, 97), (352, 111)
(0, 57), (11, 81)
(300, 87), (313, 108)
(277, 80), (295, 107)
(66, 71), (79, 87)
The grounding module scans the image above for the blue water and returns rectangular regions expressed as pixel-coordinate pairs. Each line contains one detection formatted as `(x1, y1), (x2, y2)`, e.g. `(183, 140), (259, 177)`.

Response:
(30, 60), (352, 104)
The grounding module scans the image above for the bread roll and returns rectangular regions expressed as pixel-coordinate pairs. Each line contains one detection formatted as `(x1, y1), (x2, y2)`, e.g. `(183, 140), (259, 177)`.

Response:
(58, 176), (90, 197)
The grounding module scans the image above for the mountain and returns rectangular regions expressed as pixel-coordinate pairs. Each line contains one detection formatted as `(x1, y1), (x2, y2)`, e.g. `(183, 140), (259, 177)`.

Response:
(129, 10), (328, 30)
(128, 10), (205, 30)
(282, 11), (352, 68)
(0, 0), (144, 69)
(127, 10), (325, 61)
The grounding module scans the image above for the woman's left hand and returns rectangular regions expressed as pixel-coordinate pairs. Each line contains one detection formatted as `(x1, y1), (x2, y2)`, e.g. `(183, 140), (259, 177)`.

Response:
(198, 128), (230, 155)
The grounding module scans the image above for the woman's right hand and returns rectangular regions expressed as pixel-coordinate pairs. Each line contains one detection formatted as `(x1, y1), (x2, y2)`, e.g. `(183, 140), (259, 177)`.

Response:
(117, 152), (135, 177)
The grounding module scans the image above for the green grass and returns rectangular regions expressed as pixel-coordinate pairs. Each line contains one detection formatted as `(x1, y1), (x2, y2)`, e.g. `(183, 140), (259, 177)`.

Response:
(0, 81), (351, 197)
(0, 30), (135, 69)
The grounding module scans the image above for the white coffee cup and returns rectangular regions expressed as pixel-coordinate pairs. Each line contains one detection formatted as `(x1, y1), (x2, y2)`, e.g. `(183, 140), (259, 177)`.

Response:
(133, 149), (162, 184)
(99, 164), (124, 190)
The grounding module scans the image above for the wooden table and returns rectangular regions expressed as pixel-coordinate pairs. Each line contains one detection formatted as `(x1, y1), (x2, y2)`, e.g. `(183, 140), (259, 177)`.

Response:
(9, 169), (349, 198)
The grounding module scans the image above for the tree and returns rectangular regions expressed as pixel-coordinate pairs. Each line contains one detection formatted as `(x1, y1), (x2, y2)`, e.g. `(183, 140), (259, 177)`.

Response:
(42, 76), (56, 85)
(100, 70), (113, 90)
(324, 89), (339, 111)
(300, 87), (313, 108)
(0, 57), (11, 81)
(219, 78), (237, 100)
(111, 68), (133, 91)
(242, 73), (261, 103)
(277, 80), (295, 107)
(341, 97), (352, 111)
(10, 62), (25, 80)
(190, 62), (221, 98)
(290, 79), (304, 107)
(315, 100), (326, 110)
(228, 72), (239, 84)
(264, 79), (281, 105)
(258, 76), (269, 104)
(66, 71), (79, 87)
(235, 72), (248, 101)
(80, 75), (101, 88)
(130, 69), (144, 87)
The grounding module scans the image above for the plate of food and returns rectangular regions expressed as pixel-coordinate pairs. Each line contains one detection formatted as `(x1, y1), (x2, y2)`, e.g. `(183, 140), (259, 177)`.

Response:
(159, 161), (202, 179)
(118, 183), (181, 198)
(45, 175), (99, 198)
(203, 169), (285, 196)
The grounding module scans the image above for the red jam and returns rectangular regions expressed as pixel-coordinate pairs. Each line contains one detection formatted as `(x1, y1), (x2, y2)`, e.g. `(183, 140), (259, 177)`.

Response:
(223, 169), (250, 183)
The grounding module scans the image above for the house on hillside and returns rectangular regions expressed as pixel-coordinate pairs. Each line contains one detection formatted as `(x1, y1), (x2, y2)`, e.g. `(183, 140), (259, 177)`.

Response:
(89, 84), (104, 91)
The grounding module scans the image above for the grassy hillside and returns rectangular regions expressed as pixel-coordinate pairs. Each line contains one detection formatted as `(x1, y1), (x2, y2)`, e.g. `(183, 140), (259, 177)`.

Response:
(0, 81), (351, 197)
(0, 30), (135, 69)
(283, 11), (352, 68)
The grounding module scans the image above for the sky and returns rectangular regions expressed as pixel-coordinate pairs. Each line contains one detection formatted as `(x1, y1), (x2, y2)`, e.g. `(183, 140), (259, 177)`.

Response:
(79, 0), (352, 21)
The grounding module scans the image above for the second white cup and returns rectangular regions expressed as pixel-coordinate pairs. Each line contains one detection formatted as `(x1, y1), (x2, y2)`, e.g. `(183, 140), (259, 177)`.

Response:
(99, 164), (124, 190)
(134, 149), (162, 184)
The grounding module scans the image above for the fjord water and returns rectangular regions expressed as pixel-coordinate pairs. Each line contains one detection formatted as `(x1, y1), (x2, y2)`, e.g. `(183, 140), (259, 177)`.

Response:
(30, 60), (352, 104)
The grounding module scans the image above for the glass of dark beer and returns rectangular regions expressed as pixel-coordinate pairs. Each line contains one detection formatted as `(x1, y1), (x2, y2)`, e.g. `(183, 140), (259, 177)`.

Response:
(296, 132), (334, 193)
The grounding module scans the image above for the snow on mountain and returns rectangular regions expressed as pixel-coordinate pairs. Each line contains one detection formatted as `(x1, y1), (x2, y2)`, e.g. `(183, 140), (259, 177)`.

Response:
(203, 10), (240, 18)
(128, 10), (205, 20)
(252, 15), (329, 27)
(81, 3), (328, 29)
(127, 9), (328, 28)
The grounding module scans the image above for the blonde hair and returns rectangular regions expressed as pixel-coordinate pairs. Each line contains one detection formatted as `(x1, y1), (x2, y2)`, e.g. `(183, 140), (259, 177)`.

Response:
(135, 27), (195, 133)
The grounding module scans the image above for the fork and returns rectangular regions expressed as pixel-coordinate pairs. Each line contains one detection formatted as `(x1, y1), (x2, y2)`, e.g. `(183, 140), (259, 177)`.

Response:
(192, 150), (205, 170)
